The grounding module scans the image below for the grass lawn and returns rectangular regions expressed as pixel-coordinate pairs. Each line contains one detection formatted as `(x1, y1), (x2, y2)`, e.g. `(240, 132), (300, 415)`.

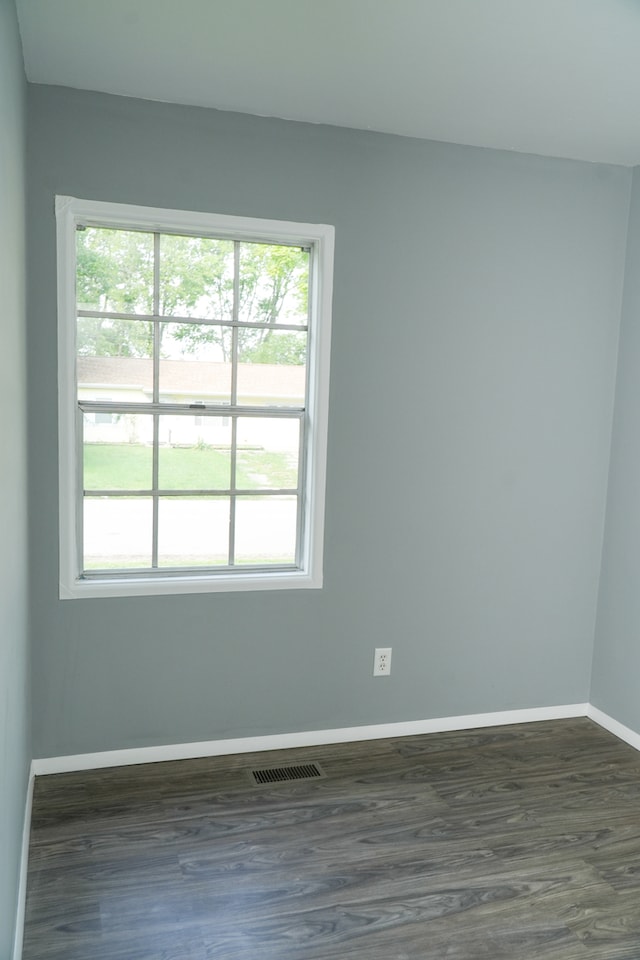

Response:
(84, 443), (298, 491)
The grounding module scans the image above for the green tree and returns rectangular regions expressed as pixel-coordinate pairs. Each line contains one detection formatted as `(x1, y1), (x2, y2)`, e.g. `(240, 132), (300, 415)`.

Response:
(76, 227), (308, 363)
(241, 331), (306, 365)
(76, 227), (155, 358)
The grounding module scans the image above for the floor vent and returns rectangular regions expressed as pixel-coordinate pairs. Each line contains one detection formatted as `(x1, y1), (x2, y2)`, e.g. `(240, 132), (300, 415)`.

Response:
(249, 762), (325, 785)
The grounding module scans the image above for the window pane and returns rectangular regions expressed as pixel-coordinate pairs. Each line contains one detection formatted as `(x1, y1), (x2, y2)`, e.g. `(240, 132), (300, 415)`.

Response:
(159, 234), (234, 320)
(76, 227), (154, 314)
(236, 418), (299, 490)
(158, 498), (230, 567)
(77, 318), (153, 408)
(77, 317), (154, 360)
(238, 242), (308, 326)
(235, 496), (297, 565)
(84, 497), (152, 569)
(237, 329), (306, 406)
(159, 322), (231, 403)
(158, 424), (231, 489)
(83, 414), (153, 489)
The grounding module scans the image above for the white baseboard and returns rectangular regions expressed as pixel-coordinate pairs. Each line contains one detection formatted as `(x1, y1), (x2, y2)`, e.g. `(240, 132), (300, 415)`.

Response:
(31, 702), (589, 776)
(12, 764), (34, 960)
(587, 704), (640, 752)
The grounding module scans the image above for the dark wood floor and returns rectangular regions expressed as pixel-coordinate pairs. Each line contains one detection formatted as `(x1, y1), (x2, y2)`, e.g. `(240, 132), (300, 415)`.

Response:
(21, 718), (640, 959)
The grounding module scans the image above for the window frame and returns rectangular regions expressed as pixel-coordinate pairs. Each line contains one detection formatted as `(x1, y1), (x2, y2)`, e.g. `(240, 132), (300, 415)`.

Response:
(56, 196), (334, 599)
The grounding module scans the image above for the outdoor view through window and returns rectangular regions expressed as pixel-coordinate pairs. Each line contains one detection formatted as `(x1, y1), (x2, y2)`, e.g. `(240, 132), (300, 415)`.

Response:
(76, 224), (309, 576)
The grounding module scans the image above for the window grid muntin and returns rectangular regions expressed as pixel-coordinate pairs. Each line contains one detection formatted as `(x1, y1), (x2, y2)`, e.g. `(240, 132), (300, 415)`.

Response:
(76, 225), (309, 578)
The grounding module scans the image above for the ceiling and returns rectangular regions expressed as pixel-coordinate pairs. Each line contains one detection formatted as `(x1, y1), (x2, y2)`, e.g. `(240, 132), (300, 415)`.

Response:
(16, 0), (640, 167)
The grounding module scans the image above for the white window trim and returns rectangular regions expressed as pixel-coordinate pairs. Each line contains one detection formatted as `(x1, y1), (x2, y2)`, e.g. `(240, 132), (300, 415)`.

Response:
(56, 196), (334, 599)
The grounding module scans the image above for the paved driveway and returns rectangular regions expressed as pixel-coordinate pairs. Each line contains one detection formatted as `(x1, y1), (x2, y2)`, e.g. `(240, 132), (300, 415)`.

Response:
(84, 497), (297, 567)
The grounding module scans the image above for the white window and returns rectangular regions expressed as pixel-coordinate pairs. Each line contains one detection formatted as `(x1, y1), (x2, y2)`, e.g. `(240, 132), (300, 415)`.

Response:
(56, 197), (334, 599)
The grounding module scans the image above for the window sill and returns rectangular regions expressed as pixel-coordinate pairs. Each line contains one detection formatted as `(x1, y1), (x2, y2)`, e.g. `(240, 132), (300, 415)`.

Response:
(60, 569), (322, 600)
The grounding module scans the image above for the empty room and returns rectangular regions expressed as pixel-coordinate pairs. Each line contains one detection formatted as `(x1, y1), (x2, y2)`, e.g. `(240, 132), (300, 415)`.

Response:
(4, 1), (640, 957)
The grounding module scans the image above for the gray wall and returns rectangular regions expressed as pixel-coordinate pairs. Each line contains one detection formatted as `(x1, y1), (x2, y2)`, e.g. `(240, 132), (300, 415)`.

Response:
(592, 168), (640, 727)
(0, 0), (30, 955)
(28, 84), (630, 759)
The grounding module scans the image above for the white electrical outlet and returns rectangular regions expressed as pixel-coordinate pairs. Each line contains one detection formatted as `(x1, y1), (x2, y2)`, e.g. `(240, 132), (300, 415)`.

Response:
(373, 647), (392, 676)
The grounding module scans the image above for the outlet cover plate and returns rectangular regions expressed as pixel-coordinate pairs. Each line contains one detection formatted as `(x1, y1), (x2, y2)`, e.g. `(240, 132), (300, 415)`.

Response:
(374, 647), (392, 676)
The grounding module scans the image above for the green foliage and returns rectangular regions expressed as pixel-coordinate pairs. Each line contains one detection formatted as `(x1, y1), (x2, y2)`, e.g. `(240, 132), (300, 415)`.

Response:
(76, 317), (153, 358)
(76, 227), (309, 363)
(76, 228), (155, 358)
(241, 331), (307, 365)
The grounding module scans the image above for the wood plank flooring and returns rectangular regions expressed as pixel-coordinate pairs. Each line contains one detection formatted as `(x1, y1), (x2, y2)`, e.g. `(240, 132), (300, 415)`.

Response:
(21, 718), (640, 959)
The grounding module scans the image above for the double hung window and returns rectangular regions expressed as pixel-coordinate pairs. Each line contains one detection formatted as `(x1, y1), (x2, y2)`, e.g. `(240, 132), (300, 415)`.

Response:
(56, 197), (334, 598)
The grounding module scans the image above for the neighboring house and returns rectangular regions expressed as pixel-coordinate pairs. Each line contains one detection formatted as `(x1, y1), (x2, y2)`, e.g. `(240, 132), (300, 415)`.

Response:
(78, 356), (305, 451)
